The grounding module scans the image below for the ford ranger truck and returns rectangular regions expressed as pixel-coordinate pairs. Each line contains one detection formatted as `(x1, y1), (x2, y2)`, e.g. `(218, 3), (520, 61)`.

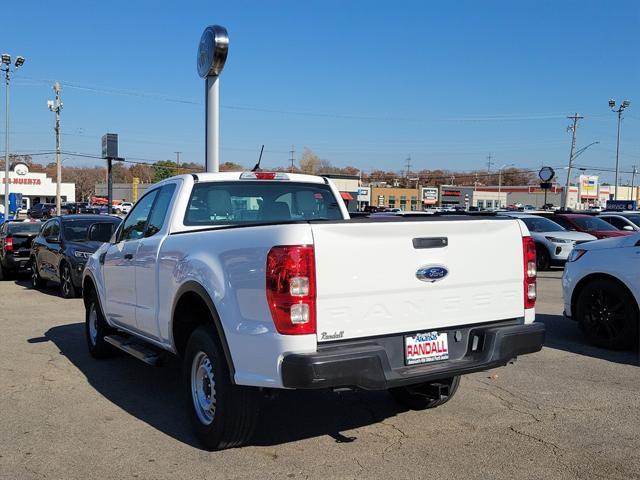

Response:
(82, 171), (545, 450)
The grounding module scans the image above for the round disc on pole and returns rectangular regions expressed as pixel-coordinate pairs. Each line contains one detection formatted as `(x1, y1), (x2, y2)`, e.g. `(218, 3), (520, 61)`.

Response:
(197, 25), (229, 78)
(538, 166), (555, 182)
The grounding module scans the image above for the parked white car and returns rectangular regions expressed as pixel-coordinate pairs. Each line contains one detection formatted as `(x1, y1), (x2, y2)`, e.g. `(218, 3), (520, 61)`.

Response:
(501, 214), (596, 270)
(83, 171), (544, 450)
(562, 234), (640, 350)
(598, 212), (640, 232)
(115, 202), (133, 215)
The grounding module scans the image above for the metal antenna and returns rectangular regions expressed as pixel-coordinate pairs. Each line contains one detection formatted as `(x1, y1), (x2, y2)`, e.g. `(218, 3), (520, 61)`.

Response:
(252, 145), (265, 172)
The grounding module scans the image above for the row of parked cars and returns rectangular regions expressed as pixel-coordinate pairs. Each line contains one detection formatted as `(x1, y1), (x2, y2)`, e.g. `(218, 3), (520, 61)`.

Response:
(26, 201), (133, 219)
(0, 215), (121, 296)
(500, 211), (638, 270)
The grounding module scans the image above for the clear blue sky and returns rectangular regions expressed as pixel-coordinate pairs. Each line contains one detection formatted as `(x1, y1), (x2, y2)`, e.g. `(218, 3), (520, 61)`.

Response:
(2, 0), (639, 184)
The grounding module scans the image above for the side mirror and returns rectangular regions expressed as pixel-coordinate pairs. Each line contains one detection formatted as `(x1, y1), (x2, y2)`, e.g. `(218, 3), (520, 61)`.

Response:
(88, 222), (116, 243)
(623, 225), (635, 231)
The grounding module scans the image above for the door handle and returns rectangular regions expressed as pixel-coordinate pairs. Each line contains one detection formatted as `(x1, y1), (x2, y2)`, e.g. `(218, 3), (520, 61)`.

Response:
(124, 253), (134, 260)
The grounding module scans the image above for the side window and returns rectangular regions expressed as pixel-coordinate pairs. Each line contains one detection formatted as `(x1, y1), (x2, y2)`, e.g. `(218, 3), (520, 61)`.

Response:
(145, 184), (176, 237)
(119, 191), (158, 242)
(608, 217), (626, 229)
(41, 221), (52, 238)
(49, 221), (60, 240)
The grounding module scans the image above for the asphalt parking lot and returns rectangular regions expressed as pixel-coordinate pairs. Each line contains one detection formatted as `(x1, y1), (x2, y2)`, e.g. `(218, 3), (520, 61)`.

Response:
(0, 271), (638, 480)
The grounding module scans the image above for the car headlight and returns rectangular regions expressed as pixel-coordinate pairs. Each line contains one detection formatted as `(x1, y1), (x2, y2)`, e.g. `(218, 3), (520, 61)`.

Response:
(73, 251), (93, 259)
(567, 249), (587, 262)
(545, 236), (572, 244)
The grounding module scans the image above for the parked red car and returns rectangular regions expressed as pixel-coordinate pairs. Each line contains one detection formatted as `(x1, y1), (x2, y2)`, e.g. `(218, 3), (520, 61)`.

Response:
(536, 213), (634, 239)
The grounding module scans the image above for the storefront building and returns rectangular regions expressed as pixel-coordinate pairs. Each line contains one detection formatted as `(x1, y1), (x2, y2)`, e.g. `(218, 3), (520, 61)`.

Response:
(0, 162), (75, 213)
(369, 186), (421, 211)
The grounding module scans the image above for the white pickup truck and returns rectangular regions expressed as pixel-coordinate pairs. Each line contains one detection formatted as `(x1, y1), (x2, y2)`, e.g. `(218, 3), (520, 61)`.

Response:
(82, 171), (544, 450)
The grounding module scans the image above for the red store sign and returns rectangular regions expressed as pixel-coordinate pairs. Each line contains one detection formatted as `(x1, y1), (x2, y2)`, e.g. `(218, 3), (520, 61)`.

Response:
(2, 177), (42, 185)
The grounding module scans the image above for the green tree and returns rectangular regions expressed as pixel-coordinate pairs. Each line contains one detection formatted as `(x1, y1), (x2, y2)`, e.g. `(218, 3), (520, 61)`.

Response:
(152, 160), (177, 182)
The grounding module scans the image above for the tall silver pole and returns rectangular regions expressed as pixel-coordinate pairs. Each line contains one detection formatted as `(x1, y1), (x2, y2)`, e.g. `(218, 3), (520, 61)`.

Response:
(4, 69), (10, 219)
(206, 76), (220, 172)
(614, 109), (622, 201)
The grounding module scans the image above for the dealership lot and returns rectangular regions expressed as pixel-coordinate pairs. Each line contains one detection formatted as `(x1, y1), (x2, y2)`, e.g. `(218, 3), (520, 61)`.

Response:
(0, 271), (638, 480)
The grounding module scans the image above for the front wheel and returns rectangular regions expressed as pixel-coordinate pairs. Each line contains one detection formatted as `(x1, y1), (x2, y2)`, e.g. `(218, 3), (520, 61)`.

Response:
(389, 376), (460, 410)
(575, 278), (639, 350)
(31, 259), (47, 289)
(183, 326), (259, 450)
(85, 290), (117, 358)
(60, 263), (78, 298)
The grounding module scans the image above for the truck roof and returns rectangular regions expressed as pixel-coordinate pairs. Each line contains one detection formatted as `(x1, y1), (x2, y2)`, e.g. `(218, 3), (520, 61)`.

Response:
(163, 171), (329, 185)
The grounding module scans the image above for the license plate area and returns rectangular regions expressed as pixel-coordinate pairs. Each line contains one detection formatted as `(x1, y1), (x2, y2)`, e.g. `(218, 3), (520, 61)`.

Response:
(404, 331), (449, 366)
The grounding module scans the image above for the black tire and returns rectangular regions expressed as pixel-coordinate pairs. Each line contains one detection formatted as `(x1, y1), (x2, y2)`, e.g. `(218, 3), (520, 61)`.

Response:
(85, 290), (117, 358)
(59, 262), (78, 299)
(389, 376), (461, 410)
(31, 258), (47, 289)
(575, 278), (639, 350)
(0, 263), (5, 281)
(536, 244), (550, 271)
(183, 326), (259, 450)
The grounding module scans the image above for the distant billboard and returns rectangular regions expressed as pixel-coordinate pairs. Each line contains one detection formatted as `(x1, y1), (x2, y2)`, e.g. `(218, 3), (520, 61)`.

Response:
(579, 175), (598, 199)
(422, 187), (438, 205)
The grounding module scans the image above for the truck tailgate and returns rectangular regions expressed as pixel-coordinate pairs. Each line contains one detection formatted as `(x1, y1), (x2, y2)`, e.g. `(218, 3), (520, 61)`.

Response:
(311, 219), (525, 342)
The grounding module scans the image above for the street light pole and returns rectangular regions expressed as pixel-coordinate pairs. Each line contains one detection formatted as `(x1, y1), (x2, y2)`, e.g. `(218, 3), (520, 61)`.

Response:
(3, 63), (9, 220)
(610, 99), (631, 201)
(1, 54), (25, 220)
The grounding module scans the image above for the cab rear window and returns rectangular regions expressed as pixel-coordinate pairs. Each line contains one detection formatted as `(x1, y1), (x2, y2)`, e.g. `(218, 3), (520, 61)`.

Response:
(184, 181), (343, 226)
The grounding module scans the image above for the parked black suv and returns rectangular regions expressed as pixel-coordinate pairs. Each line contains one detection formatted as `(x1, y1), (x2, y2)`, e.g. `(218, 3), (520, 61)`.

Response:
(0, 221), (42, 280)
(28, 203), (56, 219)
(30, 215), (121, 298)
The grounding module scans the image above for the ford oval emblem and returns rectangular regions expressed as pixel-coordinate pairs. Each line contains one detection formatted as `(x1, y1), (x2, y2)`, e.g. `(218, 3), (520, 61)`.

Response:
(416, 265), (449, 283)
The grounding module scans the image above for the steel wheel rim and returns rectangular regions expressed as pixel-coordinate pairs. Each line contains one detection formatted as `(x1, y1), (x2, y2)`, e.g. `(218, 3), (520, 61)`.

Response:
(88, 304), (98, 345)
(61, 266), (71, 296)
(191, 351), (216, 425)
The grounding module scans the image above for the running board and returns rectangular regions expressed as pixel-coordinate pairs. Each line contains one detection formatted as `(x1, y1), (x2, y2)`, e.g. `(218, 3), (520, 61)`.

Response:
(104, 334), (163, 366)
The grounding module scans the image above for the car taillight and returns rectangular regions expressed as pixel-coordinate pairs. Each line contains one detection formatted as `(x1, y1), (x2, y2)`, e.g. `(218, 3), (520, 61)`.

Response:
(523, 236), (536, 309)
(266, 245), (316, 335)
(4, 236), (13, 252)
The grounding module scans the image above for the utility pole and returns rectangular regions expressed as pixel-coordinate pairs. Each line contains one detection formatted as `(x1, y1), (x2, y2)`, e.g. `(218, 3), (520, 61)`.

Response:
(631, 165), (637, 201)
(174, 151), (181, 171)
(564, 113), (583, 209)
(405, 154), (412, 177)
(609, 100), (631, 200)
(289, 145), (295, 172)
(486, 153), (494, 172)
(48, 82), (63, 215)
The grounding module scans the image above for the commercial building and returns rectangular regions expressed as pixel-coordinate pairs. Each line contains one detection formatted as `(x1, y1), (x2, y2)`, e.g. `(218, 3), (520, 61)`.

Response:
(438, 185), (507, 210)
(369, 186), (421, 211)
(0, 162), (75, 213)
(95, 182), (151, 203)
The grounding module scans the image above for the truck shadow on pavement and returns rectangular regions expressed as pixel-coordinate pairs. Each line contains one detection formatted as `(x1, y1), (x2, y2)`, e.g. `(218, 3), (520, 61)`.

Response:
(37, 322), (405, 450)
(537, 314), (639, 367)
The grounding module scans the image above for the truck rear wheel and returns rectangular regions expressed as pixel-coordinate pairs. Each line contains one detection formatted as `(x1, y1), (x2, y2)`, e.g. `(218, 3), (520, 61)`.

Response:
(389, 376), (460, 410)
(183, 326), (259, 450)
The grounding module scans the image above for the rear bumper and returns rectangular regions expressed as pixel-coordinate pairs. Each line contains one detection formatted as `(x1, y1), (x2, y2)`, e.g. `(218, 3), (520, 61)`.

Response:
(2, 254), (31, 271)
(281, 322), (545, 390)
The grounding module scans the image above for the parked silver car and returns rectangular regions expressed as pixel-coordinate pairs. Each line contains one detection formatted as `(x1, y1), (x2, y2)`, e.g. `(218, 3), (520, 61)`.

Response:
(501, 214), (597, 270)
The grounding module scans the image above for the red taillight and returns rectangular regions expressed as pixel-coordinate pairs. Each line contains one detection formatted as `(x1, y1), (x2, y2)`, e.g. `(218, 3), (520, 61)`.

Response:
(255, 172), (277, 180)
(4, 236), (13, 252)
(523, 236), (537, 309)
(266, 245), (316, 335)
